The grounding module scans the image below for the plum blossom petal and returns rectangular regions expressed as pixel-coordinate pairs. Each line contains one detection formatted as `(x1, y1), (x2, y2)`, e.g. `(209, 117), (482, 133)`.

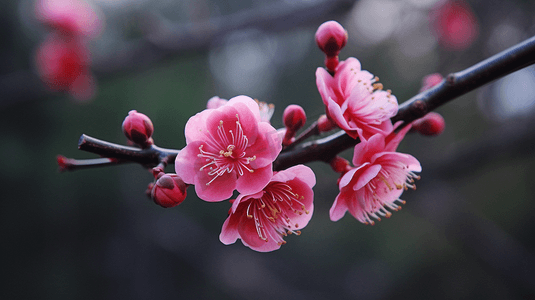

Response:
(220, 165), (315, 252)
(175, 95), (282, 202)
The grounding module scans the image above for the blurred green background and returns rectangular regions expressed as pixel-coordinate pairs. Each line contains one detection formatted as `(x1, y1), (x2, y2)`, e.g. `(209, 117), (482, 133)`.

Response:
(2, 0), (535, 299)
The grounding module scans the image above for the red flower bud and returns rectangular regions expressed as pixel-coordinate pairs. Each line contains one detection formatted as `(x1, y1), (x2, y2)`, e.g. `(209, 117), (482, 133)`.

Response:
(122, 110), (154, 148)
(282, 104), (306, 146)
(315, 21), (348, 58)
(283, 105), (306, 132)
(330, 156), (351, 174)
(412, 112), (445, 136)
(151, 173), (188, 208)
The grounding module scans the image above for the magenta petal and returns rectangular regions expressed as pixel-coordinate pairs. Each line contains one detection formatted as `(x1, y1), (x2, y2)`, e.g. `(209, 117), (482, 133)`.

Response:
(247, 122), (281, 168)
(238, 217), (280, 252)
(231, 192), (261, 214)
(227, 95), (261, 123)
(330, 191), (349, 221)
(285, 178), (314, 229)
(220, 215), (240, 245)
(236, 164), (272, 195)
(316, 67), (336, 106)
(347, 189), (367, 221)
(184, 109), (213, 144)
(327, 97), (360, 139)
(174, 141), (203, 184)
(354, 164), (381, 191)
(194, 169), (236, 202)
(377, 152), (422, 173)
(338, 167), (359, 189)
(273, 165), (316, 188)
(352, 134), (385, 166)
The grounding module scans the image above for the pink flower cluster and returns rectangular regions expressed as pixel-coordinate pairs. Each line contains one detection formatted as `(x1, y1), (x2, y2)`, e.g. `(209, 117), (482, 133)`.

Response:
(315, 22), (422, 224)
(34, 0), (103, 101)
(171, 21), (427, 251)
(175, 95), (315, 252)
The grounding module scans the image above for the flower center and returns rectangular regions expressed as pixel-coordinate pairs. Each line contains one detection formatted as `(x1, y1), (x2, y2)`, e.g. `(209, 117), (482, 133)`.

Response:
(197, 116), (256, 185)
(246, 182), (309, 246)
(361, 162), (420, 225)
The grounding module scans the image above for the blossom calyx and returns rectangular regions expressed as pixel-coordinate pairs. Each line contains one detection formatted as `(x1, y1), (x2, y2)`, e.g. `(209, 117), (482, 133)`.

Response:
(122, 110), (154, 148)
(315, 21), (348, 58)
(151, 173), (188, 208)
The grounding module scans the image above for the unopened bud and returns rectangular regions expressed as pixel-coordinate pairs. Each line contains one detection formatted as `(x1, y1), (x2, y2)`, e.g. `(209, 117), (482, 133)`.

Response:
(412, 112), (445, 136)
(283, 105), (306, 132)
(151, 173), (188, 208)
(330, 156), (352, 174)
(282, 105), (306, 146)
(315, 21), (348, 57)
(122, 110), (154, 148)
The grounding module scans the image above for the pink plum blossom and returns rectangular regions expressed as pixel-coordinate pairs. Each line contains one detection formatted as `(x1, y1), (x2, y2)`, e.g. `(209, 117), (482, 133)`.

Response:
(329, 125), (421, 224)
(430, 0), (479, 51)
(316, 57), (398, 141)
(35, 33), (95, 101)
(220, 165), (315, 252)
(175, 95), (282, 202)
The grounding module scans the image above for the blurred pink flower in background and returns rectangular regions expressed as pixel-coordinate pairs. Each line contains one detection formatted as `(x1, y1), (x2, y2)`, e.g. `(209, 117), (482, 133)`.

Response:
(220, 165), (315, 252)
(330, 126), (421, 224)
(419, 73), (444, 92)
(34, 0), (103, 102)
(175, 96), (282, 202)
(35, 0), (103, 38)
(316, 57), (398, 140)
(430, 0), (479, 51)
(206, 96), (229, 110)
(35, 34), (95, 101)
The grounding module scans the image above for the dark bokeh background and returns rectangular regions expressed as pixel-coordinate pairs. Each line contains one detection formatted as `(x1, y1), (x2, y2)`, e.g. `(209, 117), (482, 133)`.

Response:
(2, 0), (535, 299)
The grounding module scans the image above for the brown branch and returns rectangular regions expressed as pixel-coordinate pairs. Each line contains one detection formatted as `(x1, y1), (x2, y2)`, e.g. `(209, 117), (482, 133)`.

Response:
(77, 134), (179, 168)
(274, 34), (535, 171)
(64, 35), (535, 173)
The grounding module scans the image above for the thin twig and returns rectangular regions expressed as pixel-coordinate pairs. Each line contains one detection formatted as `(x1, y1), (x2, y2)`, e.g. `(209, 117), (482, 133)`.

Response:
(56, 155), (124, 172)
(77, 134), (179, 168)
